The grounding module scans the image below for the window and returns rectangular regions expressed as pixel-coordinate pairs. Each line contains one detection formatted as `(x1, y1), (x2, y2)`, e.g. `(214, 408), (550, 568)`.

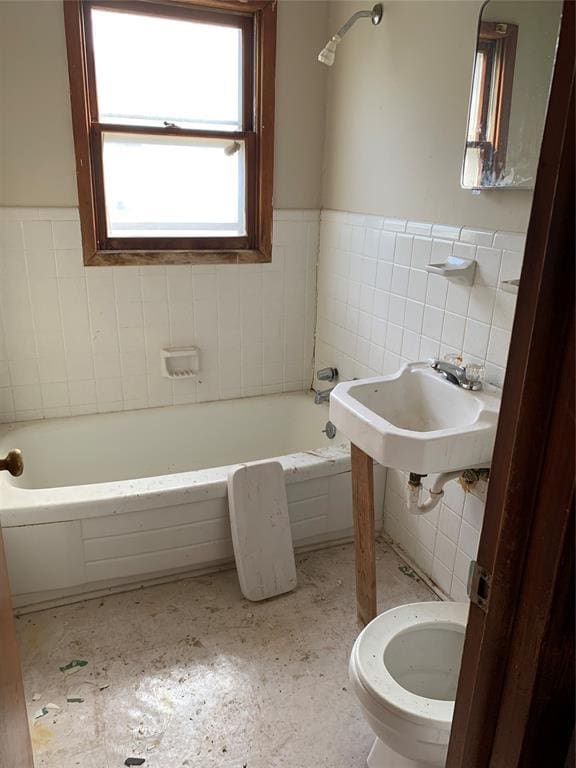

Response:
(463, 21), (518, 188)
(64, 0), (276, 265)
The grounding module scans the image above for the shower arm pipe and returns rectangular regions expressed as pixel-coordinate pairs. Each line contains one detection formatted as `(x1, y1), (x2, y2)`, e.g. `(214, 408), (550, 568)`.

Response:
(330, 8), (377, 43)
(406, 464), (491, 515)
(319, 4), (382, 66)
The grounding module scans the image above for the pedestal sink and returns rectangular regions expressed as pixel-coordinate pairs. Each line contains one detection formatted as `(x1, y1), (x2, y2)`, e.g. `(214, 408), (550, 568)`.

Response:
(329, 362), (501, 474)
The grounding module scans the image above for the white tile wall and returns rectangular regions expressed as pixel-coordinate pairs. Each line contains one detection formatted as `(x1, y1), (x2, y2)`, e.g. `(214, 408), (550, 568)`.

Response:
(0, 208), (319, 422)
(315, 210), (524, 389)
(384, 468), (487, 601)
(1, 202), (526, 600)
(314, 209), (526, 598)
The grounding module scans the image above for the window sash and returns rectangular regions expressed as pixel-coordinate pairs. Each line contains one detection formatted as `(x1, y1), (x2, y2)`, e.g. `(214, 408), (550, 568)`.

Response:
(92, 124), (257, 251)
(64, 0), (275, 265)
(100, 132), (247, 238)
(86, 0), (255, 133)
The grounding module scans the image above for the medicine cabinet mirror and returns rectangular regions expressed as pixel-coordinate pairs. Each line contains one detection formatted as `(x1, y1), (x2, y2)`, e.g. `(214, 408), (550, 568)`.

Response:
(462, 0), (562, 189)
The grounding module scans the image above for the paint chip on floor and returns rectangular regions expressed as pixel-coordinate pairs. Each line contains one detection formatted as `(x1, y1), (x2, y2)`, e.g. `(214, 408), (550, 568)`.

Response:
(34, 703), (61, 720)
(59, 659), (88, 675)
(398, 564), (422, 582)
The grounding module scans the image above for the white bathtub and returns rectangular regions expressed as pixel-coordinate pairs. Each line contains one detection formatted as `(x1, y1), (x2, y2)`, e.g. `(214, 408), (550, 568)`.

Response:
(0, 393), (385, 608)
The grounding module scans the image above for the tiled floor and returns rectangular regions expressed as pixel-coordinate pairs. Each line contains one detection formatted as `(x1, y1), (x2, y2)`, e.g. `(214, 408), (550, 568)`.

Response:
(17, 540), (437, 768)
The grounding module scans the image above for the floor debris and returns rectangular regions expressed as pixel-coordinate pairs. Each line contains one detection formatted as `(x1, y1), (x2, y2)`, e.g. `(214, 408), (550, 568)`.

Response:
(59, 659), (88, 675)
(33, 703), (61, 720)
(19, 542), (438, 768)
(66, 697), (84, 703)
(30, 722), (53, 750)
(124, 759), (145, 766)
(398, 564), (422, 582)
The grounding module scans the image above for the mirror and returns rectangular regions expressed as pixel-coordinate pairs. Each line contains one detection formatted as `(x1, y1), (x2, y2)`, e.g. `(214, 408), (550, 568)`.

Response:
(462, 0), (562, 189)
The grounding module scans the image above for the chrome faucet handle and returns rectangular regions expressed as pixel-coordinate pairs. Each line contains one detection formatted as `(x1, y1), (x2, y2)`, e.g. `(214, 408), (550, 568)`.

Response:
(317, 367), (338, 382)
(314, 387), (334, 404)
(462, 363), (485, 390)
(444, 352), (463, 367)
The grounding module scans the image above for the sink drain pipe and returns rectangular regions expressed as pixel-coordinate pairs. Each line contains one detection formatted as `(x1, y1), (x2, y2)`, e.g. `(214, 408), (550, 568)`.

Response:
(406, 466), (490, 515)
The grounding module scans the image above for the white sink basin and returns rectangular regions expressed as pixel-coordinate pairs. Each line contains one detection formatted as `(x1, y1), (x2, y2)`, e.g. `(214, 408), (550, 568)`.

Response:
(329, 363), (501, 474)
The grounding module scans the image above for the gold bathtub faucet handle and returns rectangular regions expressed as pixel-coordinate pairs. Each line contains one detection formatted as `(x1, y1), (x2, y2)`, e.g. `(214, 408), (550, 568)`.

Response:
(0, 449), (24, 477)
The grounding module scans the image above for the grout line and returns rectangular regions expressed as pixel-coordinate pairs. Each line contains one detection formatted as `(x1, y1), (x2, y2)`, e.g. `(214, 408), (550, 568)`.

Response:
(381, 533), (451, 602)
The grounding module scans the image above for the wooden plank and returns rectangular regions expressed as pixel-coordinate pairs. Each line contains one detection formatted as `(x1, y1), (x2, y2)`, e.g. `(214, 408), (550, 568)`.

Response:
(63, 0), (99, 261)
(228, 461), (297, 601)
(351, 444), (376, 626)
(86, 247), (271, 266)
(0, 526), (34, 768)
(255, 1), (276, 260)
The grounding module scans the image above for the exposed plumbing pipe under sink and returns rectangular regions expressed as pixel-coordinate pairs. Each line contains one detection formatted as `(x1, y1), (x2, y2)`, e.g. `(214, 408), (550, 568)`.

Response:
(406, 466), (490, 515)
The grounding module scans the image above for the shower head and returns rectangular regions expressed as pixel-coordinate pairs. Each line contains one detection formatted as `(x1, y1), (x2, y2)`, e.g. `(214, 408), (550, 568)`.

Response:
(318, 3), (383, 67)
(318, 37), (339, 67)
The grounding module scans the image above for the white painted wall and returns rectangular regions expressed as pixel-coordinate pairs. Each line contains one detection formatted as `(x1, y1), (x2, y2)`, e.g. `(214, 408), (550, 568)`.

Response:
(0, 0), (328, 209)
(321, 0), (535, 231)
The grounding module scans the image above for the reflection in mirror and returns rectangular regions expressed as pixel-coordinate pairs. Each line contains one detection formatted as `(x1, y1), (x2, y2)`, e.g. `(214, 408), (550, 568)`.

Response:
(462, 0), (562, 190)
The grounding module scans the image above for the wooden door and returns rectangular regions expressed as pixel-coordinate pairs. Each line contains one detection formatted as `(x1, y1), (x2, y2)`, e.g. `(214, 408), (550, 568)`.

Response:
(447, 2), (575, 765)
(0, 456), (34, 768)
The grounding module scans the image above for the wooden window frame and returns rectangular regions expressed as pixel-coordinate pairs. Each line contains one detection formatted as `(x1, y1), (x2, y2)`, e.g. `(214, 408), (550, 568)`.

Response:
(63, 0), (276, 266)
(466, 20), (518, 186)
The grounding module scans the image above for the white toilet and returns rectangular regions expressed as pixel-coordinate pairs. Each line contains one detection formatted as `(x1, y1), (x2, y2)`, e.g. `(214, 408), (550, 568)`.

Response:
(349, 601), (468, 768)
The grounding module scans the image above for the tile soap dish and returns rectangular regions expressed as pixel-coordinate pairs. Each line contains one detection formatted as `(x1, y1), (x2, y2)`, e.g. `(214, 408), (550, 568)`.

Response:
(161, 347), (200, 379)
(425, 256), (476, 282)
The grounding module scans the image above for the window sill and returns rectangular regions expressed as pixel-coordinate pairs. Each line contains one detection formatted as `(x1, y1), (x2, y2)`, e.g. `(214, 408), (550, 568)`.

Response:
(85, 249), (271, 267)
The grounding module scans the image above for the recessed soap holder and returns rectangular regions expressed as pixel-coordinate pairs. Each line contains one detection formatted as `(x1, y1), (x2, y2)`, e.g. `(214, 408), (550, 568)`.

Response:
(425, 256), (476, 282)
(161, 347), (200, 379)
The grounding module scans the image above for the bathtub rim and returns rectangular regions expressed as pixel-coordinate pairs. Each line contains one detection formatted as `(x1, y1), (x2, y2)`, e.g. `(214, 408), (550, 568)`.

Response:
(0, 446), (351, 528)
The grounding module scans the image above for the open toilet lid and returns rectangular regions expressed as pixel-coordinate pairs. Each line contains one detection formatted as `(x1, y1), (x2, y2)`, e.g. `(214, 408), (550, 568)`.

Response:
(351, 601), (469, 727)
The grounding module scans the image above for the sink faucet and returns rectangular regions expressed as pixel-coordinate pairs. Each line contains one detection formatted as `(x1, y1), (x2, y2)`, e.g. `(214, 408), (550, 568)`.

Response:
(429, 359), (483, 390)
(314, 387), (334, 404)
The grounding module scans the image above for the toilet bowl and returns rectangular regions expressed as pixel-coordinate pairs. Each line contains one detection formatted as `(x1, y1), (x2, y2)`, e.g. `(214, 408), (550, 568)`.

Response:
(349, 601), (468, 768)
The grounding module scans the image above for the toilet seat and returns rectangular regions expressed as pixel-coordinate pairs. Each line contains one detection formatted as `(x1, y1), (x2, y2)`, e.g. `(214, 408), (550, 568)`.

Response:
(351, 602), (468, 729)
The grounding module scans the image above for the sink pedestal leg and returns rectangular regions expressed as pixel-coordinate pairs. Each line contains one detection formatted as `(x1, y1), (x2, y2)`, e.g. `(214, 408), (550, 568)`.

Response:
(351, 443), (376, 626)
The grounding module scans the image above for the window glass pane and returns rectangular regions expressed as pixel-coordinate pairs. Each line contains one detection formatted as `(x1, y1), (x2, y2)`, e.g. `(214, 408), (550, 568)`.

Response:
(101, 133), (246, 238)
(91, 9), (242, 131)
(462, 146), (482, 188)
(467, 51), (486, 142)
